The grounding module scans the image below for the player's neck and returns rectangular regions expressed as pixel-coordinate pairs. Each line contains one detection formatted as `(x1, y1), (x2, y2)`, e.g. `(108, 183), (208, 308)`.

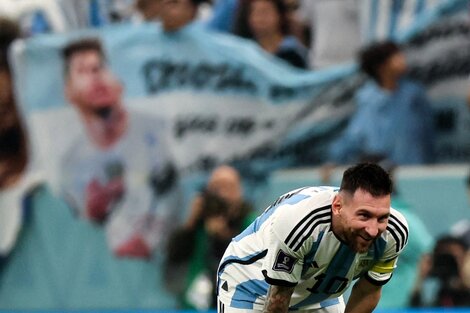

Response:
(330, 216), (347, 244)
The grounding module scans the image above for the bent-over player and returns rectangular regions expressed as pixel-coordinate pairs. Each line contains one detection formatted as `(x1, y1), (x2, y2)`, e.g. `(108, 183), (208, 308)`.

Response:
(217, 163), (408, 313)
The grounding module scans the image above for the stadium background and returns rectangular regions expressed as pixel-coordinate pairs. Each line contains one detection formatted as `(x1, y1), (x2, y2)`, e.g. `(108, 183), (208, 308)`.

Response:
(0, 0), (469, 312)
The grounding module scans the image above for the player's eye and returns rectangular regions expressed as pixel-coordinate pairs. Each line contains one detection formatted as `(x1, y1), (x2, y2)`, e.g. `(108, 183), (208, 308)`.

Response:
(378, 216), (389, 223)
(358, 213), (369, 219)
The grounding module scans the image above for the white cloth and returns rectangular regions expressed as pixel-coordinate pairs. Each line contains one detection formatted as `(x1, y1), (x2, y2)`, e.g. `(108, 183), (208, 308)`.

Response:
(0, 0), (66, 31)
(0, 170), (43, 256)
(29, 107), (181, 255)
(298, 0), (362, 69)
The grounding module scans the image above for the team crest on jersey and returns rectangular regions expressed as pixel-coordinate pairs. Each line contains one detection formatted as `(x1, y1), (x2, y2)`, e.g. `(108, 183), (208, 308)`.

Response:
(273, 250), (297, 273)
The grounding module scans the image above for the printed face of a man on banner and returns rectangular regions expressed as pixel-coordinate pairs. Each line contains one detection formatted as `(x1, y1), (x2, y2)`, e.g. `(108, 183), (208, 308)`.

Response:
(65, 48), (123, 117)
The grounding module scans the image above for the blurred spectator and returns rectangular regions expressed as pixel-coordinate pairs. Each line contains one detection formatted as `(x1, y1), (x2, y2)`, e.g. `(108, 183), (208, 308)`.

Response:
(0, 18), (26, 186)
(207, 0), (304, 41)
(164, 165), (255, 310)
(58, 37), (179, 259)
(410, 236), (470, 307)
(132, 0), (162, 22)
(328, 41), (435, 166)
(282, 0), (309, 48)
(297, 0), (361, 69)
(450, 172), (470, 249)
(295, 0), (441, 69)
(160, 0), (210, 32)
(233, 0), (308, 69)
(0, 16), (43, 272)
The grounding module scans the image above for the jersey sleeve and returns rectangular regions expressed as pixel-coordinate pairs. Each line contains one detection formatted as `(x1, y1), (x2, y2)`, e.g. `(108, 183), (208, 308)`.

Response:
(261, 193), (332, 287)
(261, 217), (304, 287)
(366, 209), (409, 286)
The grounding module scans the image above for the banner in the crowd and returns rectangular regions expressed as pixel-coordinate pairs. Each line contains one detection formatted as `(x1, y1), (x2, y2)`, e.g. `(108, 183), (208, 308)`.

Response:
(399, 1), (470, 162)
(11, 0), (469, 259)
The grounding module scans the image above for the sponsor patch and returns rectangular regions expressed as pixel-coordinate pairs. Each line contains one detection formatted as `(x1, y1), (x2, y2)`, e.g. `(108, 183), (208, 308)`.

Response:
(273, 250), (297, 273)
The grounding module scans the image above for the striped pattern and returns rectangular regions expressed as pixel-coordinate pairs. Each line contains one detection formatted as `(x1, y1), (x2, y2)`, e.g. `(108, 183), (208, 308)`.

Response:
(216, 249), (268, 300)
(284, 205), (331, 252)
(362, 0), (440, 41)
(386, 213), (409, 252)
(218, 299), (225, 313)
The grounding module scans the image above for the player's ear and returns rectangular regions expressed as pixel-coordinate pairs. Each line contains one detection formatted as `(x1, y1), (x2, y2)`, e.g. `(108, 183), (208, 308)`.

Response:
(331, 194), (342, 216)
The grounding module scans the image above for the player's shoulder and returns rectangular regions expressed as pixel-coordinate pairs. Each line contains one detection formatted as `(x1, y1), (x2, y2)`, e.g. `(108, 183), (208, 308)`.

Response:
(273, 186), (337, 214)
(271, 186), (336, 248)
(385, 207), (409, 253)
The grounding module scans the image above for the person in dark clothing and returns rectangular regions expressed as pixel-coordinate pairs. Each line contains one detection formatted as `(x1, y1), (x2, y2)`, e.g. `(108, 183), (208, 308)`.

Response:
(164, 165), (255, 310)
(410, 236), (470, 307)
(233, 0), (308, 69)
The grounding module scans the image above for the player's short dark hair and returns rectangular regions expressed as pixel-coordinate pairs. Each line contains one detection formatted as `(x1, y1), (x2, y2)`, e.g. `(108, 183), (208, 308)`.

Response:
(358, 41), (401, 83)
(340, 163), (393, 197)
(62, 38), (105, 76)
(0, 16), (20, 73)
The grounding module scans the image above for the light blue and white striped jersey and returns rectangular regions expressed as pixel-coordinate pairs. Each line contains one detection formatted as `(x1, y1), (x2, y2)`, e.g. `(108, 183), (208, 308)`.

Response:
(217, 186), (408, 311)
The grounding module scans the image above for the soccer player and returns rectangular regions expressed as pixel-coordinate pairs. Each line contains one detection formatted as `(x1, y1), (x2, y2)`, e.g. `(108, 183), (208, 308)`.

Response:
(217, 163), (408, 313)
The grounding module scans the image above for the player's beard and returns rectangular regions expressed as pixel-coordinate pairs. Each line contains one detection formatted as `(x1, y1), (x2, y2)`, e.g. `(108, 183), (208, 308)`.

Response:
(344, 229), (374, 253)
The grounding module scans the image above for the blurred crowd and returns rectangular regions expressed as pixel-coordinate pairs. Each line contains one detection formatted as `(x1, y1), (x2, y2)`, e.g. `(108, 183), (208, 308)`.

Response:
(1, 0), (470, 311)
(1, 0), (451, 69)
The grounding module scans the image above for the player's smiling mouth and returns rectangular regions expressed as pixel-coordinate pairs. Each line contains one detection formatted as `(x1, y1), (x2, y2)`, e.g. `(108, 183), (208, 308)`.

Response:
(358, 235), (373, 242)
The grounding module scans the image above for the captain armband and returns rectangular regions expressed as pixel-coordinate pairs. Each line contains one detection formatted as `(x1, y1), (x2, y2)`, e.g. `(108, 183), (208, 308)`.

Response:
(370, 257), (397, 274)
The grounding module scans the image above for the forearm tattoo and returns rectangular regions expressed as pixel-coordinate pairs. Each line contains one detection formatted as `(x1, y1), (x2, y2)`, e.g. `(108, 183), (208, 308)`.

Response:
(262, 285), (295, 313)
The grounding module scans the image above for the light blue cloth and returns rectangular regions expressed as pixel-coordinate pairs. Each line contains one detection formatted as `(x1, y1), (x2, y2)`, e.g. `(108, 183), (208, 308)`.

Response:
(206, 0), (239, 32)
(0, 185), (177, 310)
(329, 79), (435, 165)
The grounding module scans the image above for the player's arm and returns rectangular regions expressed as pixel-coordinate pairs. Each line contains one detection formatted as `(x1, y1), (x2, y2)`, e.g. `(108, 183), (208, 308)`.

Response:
(345, 277), (382, 313)
(262, 284), (295, 313)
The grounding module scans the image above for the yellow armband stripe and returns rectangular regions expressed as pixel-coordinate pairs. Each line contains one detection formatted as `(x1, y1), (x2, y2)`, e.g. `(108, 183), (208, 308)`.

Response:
(370, 258), (397, 274)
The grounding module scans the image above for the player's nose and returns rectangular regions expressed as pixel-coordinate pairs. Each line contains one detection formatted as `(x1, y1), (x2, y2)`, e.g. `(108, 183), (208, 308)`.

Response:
(365, 222), (379, 238)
